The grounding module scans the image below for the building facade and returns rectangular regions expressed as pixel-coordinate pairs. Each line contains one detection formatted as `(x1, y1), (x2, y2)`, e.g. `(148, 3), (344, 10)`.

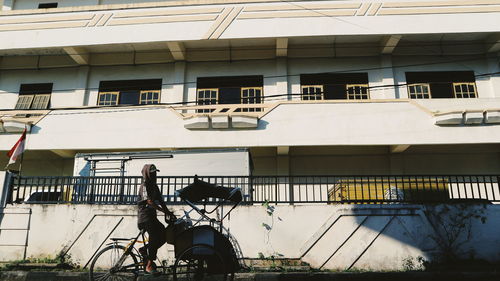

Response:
(0, 0), (499, 178)
(0, 0), (500, 269)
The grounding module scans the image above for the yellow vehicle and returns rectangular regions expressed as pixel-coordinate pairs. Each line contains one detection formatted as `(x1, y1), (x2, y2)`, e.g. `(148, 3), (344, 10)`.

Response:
(328, 177), (450, 203)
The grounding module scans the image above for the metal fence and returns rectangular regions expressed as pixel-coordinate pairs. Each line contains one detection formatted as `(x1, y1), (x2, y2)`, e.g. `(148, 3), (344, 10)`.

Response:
(6, 174), (500, 205)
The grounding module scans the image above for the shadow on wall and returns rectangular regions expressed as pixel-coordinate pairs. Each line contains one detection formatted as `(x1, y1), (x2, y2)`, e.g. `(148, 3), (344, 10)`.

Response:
(300, 203), (494, 271)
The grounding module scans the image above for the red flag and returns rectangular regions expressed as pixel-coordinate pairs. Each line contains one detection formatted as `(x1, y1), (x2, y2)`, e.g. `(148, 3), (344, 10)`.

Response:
(7, 128), (27, 166)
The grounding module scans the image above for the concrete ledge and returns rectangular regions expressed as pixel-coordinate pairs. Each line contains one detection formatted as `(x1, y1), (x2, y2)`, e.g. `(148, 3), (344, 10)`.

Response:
(1, 271), (500, 281)
(485, 111), (500, 124)
(464, 112), (484, 125)
(211, 115), (229, 129)
(1, 120), (28, 133)
(231, 115), (258, 129)
(184, 116), (210, 129)
(434, 112), (463, 125)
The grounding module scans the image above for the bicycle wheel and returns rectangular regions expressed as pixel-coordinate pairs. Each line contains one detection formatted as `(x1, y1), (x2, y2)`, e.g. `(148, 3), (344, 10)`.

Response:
(89, 244), (139, 281)
(173, 244), (234, 281)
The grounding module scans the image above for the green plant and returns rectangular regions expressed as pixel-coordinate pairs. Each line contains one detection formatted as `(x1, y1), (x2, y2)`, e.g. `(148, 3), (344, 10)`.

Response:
(402, 256), (424, 271)
(423, 203), (487, 265)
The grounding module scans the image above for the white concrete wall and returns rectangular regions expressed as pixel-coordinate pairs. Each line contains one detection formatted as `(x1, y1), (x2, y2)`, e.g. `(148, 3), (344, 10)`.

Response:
(392, 56), (496, 99)
(86, 64), (174, 106)
(0, 203), (499, 270)
(0, 56), (497, 110)
(3, 100), (500, 152)
(0, 67), (82, 109)
(251, 150), (500, 176)
(0, 1), (499, 51)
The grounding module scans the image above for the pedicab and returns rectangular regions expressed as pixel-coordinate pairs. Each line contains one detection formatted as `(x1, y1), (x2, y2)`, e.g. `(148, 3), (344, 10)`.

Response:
(88, 176), (243, 281)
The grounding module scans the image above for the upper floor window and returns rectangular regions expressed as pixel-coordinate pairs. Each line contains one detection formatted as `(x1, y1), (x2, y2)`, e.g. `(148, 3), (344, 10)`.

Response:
(408, 83), (431, 99)
(300, 73), (370, 100)
(38, 3), (58, 9)
(196, 76), (263, 112)
(15, 83), (53, 110)
(405, 71), (477, 99)
(301, 85), (323, 100)
(97, 79), (161, 106)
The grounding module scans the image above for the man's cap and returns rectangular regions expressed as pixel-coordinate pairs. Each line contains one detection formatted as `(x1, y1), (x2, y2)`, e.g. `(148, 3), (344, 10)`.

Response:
(149, 165), (160, 173)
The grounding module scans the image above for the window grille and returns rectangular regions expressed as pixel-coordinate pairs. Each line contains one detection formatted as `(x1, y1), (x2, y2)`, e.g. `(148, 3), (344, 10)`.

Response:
(139, 90), (160, 104)
(346, 84), (369, 100)
(453, 82), (477, 98)
(197, 89), (218, 113)
(241, 87), (263, 112)
(301, 85), (323, 100)
(14, 95), (35, 109)
(15, 94), (51, 110)
(31, 94), (51, 109)
(407, 83), (431, 99)
(98, 92), (119, 106)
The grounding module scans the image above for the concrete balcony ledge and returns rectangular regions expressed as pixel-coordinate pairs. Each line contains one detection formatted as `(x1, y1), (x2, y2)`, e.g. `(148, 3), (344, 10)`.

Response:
(183, 115), (258, 130)
(485, 111), (500, 124)
(0, 120), (31, 133)
(183, 116), (210, 129)
(211, 115), (229, 129)
(231, 115), (259, 128)
(434, 112), (464, 125)
(434, 110), (500, 126)
(464, 111), (484, 125)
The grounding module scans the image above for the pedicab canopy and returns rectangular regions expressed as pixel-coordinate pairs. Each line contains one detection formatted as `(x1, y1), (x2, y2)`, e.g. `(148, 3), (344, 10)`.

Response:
(177, 177), (243, 203)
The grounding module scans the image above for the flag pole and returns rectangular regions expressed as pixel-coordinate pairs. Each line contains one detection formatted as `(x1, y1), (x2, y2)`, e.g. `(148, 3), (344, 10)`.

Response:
(18, 125), (29, 178)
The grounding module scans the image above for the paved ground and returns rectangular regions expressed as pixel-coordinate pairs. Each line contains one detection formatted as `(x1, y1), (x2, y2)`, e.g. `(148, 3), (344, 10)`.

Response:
(1, 271), (500, 281)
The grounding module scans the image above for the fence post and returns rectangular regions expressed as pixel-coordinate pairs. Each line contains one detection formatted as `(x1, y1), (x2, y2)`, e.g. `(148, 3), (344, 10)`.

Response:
(1, 171), (16, 206)
(289, 176), (294, 205)
(248, 176), (254, 204)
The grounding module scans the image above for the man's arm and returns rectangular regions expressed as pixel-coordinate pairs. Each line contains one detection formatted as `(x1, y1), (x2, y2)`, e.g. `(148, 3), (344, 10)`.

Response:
(146, 189), (176, 221)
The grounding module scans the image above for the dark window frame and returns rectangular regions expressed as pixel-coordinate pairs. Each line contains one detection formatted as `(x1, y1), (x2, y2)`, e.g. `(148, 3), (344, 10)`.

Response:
(405, 71), (477, 99)
(300, 73), (370, 100)
(38, 3), (58, 9)
(97, 79), (162, 106)
(15, 83), (53, 110)
(196, 75), (264, 105)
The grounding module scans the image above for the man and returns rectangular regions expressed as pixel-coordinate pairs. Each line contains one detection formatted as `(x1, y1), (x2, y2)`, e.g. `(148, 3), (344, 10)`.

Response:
(137, 164), (176, 274)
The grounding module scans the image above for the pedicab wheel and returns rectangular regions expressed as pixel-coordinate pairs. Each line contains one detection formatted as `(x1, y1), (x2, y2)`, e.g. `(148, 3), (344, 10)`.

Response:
(173, 244), (235, 281)
(89, 244), (139, 281)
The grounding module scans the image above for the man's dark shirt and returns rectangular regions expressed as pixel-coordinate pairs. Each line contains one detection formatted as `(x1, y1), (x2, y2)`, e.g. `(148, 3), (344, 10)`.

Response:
(137, 183), (162, 224)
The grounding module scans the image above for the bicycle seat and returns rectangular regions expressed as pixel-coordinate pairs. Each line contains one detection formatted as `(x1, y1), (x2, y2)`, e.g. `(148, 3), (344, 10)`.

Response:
(110, 237), (134, 241)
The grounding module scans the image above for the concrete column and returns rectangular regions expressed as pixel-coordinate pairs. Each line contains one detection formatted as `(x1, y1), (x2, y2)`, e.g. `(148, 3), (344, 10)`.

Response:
(2, 0), (14, 11)
(389, 154), (405, 175)
(277, 156), (290, 176)
(380, 55), (399, 99)
(276, 146), (290, 176)
(167, 61), (186, 104)
(486, 54), (500, 98)
(75, 66), (90, 106)
(275, 58), (289, 101)
(0, 171), (8, 207)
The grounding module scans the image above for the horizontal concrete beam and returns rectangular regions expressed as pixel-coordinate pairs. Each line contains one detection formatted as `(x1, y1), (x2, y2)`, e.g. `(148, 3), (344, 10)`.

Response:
(167, 42), (186, 61)
(276, 38), (288, 57)
(277, 146), (289, 155)
(63, 47), (89, 65)
(486, 34), (500, 53)
(390, 145), (410, 153)
(380, 35), (401, 54)
(51, 149), (76, 158)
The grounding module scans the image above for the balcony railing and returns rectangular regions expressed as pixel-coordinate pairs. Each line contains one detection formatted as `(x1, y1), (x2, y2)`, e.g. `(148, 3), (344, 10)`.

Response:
(5, 175), (500, 205)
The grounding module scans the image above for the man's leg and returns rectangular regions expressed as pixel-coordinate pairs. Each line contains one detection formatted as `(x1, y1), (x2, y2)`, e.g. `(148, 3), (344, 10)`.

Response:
(147, 219), (167, 261)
